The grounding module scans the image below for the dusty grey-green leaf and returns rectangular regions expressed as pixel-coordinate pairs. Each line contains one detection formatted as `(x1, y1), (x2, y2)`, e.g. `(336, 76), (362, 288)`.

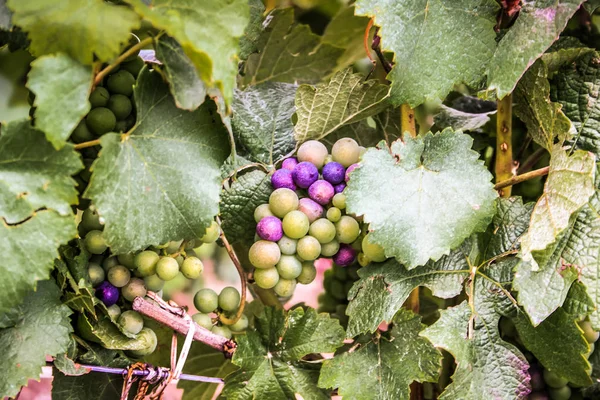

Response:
(238, 0), (264, 60)
(434, 105), (495, 132)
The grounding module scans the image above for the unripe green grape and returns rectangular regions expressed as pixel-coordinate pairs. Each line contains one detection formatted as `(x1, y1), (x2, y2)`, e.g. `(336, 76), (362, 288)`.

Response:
(296, 235), (321, 261)
(326, 207), (341, 222)
(543, 369), (568, 388)
(274, 278), (297, 297)
(276, 255), (303, 279)
(309, 218), (336, 244)
(163, 240), (183, 254)
(320, 239), (340, 257)
(81, 208), (104, 232)
(578, 320), (600, 343)
(282, 210), (309, 239)
(118, 310), (144, 335)
(194, 288), (219, 313)
(277, 236), (297, 255)
(143, 274), (165, 292)
(156, 257), (180, 281)
(71, 121), (95, 143)
(332, 264), (347, 280)
(297, 140), (328, 169)
(85, 230), (107, 254)
(107, 70), (135, 96)
(200, 221), (220, 243)
(254, 267), (280, 289)
(249, 240), (281, 269)
(332, 193), (346, 209)
(102, 256), (119, 272)
(86, 107), (116, 136)
(128, 327), (158, 357)
(358, 252), (370, 267)
(335, 216), (360, 244)
(269, 188), (299, 218)
(332, 138), (360, 167)
(89, 87), (110, 109)
(318, 293), (337, 313)
(107, 304), (121, 319)
(586, 343), (595, 358)
(122, 277), (147, 301)
(133, 250), (159, 276)
(107, 94), (132, 120)
(347, 265), (360, 280)
(254, 203), (275, 222)
(211, 325), (232, 339)
(219, 287), (241, 311)
(88, 263), (105, 287)
(181, 256), (204, 279)
(117, 253), (136, 269)
(330, 279), (347, 300)
(121, 57), (144, 77)
(107, 265), (131, 288)
(297, 261), (317, 284)
(229, 314), (249, 332)
(192, 312), (214, 330)
(362, 234), (386, 262)
(548, 386), (571, 400)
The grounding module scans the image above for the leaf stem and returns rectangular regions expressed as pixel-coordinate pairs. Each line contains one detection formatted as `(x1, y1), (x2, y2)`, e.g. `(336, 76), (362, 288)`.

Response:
(94, 36), (155, 86)
(518, 147), (547, 174)
(73, 139), (101, 150)
(495, 94), (515, 197)
(401, 104), (417, 137)
(494, 166), (549, 190)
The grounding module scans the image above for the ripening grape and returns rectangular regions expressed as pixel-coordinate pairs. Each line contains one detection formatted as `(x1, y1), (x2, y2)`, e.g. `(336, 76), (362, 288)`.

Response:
(282, 210), (310, 239)
(277, 235), (297, 255)
(298, 198), (324, 223)
(296, 235), (321, 261)
(292, 161), (319, 188)
(219, 287), (241, 311)
(271, 169), (296, 191)
(358, 252), (370, 267)
(308, 180), (335, 205)
(362, 234), (386, 262)
(256, 216), (284, 242)
(102, 255), (119, 272)
(297, 140), (328, 169)
(249, 240), (281, 269)
(281, 157), (298, 171)
(320, 239), (340, 257)
(200, 221), (220, 243)
(89, 87), (110, 108)
(297, 261), (317, 284)
(548, 386), (571, 400)
(212, 325), (232, 339)
(86, 107), (116, 136)
(229, 314), (249, 332)
(254, 267), (280, 289)
(334, 182), (346, 193)
(88, 263), (105, 287)
(118, 310), (144, 335)
(335, 216), (360, 244)
(108, 94), (132, 120)
(181, 256), (204, 279)
(143, 274), (164, 292)
(81, 208), (104, 232)
(95, 281), (119, 306)
(333, 244), (357, 266)
(107, 265), (131, 287)
(269, 188), (299, 218)
(121, 277), (147, 301)
(322, 161), (345, 185)
(254, 203), (275, 222)
(107, 70), (135, 96)
(156, 257), (179, 281)
(194, 288), (219, 313)
(85, 230), (107, 254)
(332, 193), (346, 209)
(543, 369), (568, 388)
(578, 320), (599, 343)
(326, 207), (341, 222)
(274, 278), (297, 297)
(71, 121), (95, 143)
(276, 255), (303, 279)
(332, 138), (360, 167)
(134, 250), (159, 276)
(129, 327), (158, 357)
(309, 218), (336, 244)
(107, 304), (121, 319)
(121, 57), (144, 77)
(117, 253), (136, 269)
(192, 312), (213, 330)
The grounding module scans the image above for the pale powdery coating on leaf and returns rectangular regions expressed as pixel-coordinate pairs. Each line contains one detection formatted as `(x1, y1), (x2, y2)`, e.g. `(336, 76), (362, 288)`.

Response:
(345, 129), (497, 269)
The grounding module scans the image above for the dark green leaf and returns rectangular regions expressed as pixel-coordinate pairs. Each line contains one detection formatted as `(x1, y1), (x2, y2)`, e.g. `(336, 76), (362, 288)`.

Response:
(52, 367), (128, 400)
(238, 0), (265, 60)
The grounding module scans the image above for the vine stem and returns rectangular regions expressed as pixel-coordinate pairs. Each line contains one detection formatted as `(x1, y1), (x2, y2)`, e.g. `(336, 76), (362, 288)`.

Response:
(216, 218), (247, 325)
(401, 104), (417, 138)
(495, 94), (515, 197)
(73, 139), (101, 150)
(94, 36), (154, 86)
(494, 166), (549, 190)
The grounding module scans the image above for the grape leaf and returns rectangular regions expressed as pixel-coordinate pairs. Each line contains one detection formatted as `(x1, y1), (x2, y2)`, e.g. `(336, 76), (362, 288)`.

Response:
(222, 306), (345, 400)
(27, 53), (93, 149)
(6, 0), (140, 64)
(487, 0), (585, 99)
(242, 8), (344, 87)
(355, 0), (498, 107)
(238, 0), (265, 60)
(319, 309), (441, 399)
(0, 119), (82, 223)
(154, 35), (206, 111)
(346, 243), (472, 337)
(124, 0), (249, 105)
(345, 129), (497, 269)
(52, 367), (129, 400)
(78, 314), (155, 351)
(433, 105), (496, 132)
(220, 168), (272, 246)
(520, 146), (596, 269)
(0, 280), (73, 398)
(85, 68), (230, 253)
(231, 82), (297, 165)
(563, 281), (596, 317)
(54, 337), (88, 377)
(513, 61), (572, 150)
(541, 37), (594, 77)
(514, 308), (592, 386)
(294, 68), (389, 143)
(321, 6), (373, 69)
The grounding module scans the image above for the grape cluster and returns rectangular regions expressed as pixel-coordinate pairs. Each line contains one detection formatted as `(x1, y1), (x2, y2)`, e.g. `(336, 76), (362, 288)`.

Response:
(318, 263), (360, 326)
(191, 286), (249, 339)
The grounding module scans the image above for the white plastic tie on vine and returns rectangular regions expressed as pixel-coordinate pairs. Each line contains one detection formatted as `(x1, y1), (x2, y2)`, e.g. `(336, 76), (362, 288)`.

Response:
(173, 313), (196, 380)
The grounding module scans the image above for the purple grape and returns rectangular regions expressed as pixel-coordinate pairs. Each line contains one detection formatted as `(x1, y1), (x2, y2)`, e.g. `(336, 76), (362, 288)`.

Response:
(271, 169), (296, 190)
(322, 162), (345, 185)
(256, 216), (284, 241)
(334, 183), (346, 194)
(281, 157), (298, 171)
(298, 198), (324, 223)
(292, 161), (319, 188)
(333, 244), (356, 266)
(308, 180), (335, 205)
(95, 281), (119, 306)
(345, 163), (359, 182)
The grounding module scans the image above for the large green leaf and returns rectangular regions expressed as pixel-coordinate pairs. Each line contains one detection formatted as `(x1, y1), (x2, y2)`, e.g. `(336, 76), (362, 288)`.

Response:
(6, 0), (139, 64)
(222, 306), (345, 399)
(125, 0), (249, 104)
(355, 0), (498, 107)
(52, 368), (127, 400)
(0, 280), (72, 398)
(319, 309), (441, 399)
(294, 69), (389, 143)
(238, 0), (264, 60)
(231, 82), (297, 165)
(345, 129), (497, 269)
(85, 68), (230, 253)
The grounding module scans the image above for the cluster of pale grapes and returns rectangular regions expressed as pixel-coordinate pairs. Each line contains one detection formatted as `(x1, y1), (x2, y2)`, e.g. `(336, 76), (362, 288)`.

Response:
(191, 286), (248, 339)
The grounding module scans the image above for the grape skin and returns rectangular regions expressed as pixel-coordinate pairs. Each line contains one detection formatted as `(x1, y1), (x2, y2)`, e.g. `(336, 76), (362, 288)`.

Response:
(254, 267), (280, 289)
(219, 287), (241, 311)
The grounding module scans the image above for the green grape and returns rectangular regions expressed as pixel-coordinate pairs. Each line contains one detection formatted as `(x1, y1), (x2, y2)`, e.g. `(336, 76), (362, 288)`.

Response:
(318, 293), (337, 313)
(543, 369), (568, 388)
(330, 279), (346, 300)
(107, 304), (121, 319)
(332, 193), (346, 209)
(218, 287), (241, 311)
(181, 256), (204, 279)
(192, 312), (214, 330)
(254, 267), (280, 289)
(249, 240), (281, 269)
(335, 216), (360, 244)
(71, 121), (95, 143)
(156, 257), (180, 281)
(122, 277), (147, 301)
(578, 320), (600, 343)
(117, 253), (136, 269)
(357, 252), (370, 267)
(102, 256), (119, 272)
(586, 343), (595, 358)
(297, 261), (317, 284)
(143, 274), (165, 292)
(362, 234), (386, 262)
(107, 265), (131, 287)
(121, 56), (144, 77)
(276, 255), (303, 279)
(269, 188), (299, 218)
(81, 208), (103, 232)
(89, 87), (110, 108)
(107, 94), (132, 120)
(194, 288), (219, 313)
(163, 240), (183, 254)
(200, 221), (220, 243)
(277, 236), (297, 255)
(282, 210), (309, 239)
(211, 325), (232, 339)
(106, 70), (135, 96)
(296, 235), (321, 261)
(118, 310), (144, 335)
(309, 218), (336, 244)
(548, 386), (571, 400)
(323, 269), (333, 291)
(114, 119), (128, 132)
(332, 138), (360, 167)
(320, 239), (340, 257)
(88, 263), (105, 287)
(273, 278), (297, 297)
(86, 107), (116, 136)
(128, 327), (158, 357)
(228, 314), (249, 332)
(347, 265), (360, 280)
(84, 230), (107, 254)
(332, 264), (347, 281)
(134, 250), (159, 277)
(326, 207), (341, 222)
(254, 203), (275, 222)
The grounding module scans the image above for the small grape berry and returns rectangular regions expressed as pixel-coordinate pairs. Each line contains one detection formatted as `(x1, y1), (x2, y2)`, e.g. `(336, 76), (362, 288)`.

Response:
(95, 281), (119, 306)
(292, 161), (319, 188)
(271, 169), (296, 190)
(322, 162), (345, 185)
(281, 157), (298, 171)
(334, 182), (346, 194)
(333, 244), (357, 266)
(256, 216), (284, 242)
(297, 198), (324, 223)
(308, 180), (335, 205)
